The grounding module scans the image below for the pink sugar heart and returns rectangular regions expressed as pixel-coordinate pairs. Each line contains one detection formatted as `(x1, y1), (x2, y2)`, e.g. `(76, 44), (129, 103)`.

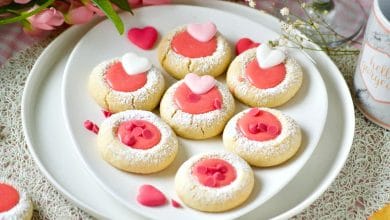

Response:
(268, 125), (280, 135)
(184, 73), (216, 95)
(186, 22), (217, 42)
(132, 127), (143, 137)
(257, 123), (268, 132)
(122, 135), (136, 146)
(133, 120), (145, 128)
(248, 108), (261, 117)
(213, 99), (222, 110)
(142, 129), (153, 139)
(137, 185), (166, 207)
(187, 93), (201, 102)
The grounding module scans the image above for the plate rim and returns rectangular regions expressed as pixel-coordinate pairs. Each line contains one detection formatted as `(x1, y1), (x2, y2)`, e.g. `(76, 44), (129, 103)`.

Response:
(61, 4), (328, 220)
(20, 1), (355, 219)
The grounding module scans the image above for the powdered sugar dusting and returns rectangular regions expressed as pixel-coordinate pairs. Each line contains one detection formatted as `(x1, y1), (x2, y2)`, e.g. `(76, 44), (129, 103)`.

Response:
(161, 79), (234, 129)
(175, 151), (253, 203)
(98, 110), (178, 165)
(162, 26), (230, 74)
(223, 108), (301, 158)
(228, 48), (302, 106)
(0, 179), (32, 220)
(93, 58), (165, 106)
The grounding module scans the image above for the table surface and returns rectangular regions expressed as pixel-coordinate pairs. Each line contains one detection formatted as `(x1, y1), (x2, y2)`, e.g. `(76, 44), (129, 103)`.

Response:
(0, 1), (389, 220)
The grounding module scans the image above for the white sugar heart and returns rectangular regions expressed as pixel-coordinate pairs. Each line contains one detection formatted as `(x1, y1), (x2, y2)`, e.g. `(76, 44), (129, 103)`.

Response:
(256, 44), (286, 69)
(187, 22), (217, 42)
(184, 73), (216, 95)
(120, 53), (151, 75)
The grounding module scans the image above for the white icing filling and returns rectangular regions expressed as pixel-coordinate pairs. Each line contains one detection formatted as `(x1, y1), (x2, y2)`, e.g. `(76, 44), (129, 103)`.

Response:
(0, 179), (32, 220)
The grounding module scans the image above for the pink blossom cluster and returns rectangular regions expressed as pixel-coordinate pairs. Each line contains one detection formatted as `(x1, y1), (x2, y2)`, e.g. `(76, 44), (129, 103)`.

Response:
(7, 0), (169, 35)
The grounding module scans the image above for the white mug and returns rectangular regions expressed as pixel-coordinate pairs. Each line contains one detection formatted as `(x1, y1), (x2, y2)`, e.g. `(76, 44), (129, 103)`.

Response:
(354, 0), (390, 129)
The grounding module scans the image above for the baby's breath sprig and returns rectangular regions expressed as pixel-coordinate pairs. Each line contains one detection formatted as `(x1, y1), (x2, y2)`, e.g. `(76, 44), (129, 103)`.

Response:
(242, 0), (359, 56)
(277, 1), (359, 56)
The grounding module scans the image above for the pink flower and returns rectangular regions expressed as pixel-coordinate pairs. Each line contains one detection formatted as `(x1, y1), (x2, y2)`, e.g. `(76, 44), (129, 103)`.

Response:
(28, 7), (64, 30)
(128, 0), (142, 8)
(14, 0), (31, 4)
(0, 0), (12, 7)
(142, 0), (170, 5)
(65, 5), (94, 24)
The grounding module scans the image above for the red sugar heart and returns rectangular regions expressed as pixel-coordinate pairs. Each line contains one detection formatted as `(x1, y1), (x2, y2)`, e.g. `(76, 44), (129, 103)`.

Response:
(213, 98), (222, 110)
(171, 199), (181, 208)
(122, 135), (136, 146)
(102, 110), (112, 118)
(137, 185), (166, 207)
(187, 93), (201, 102)
(142, 129), (153, 139)
(257, 123), (268, 132)
(236, 38), (260, 55)
(132, 127), (144, 137)
(127, 26), (158, 50)
(248, 108), (261, 117)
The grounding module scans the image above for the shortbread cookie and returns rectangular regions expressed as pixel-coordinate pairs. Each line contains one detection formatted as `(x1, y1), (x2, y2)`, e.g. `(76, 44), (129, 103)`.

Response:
(223, 108), (301, 167)
(175, 151), (254, 212)
(0, 180), (33, 220)
(97, 110), (178, 174)
(160, 73), (235, 139)
(226, 44), (303, 107)
(157, 22), (233, 79)
(88, 53), (165, 113)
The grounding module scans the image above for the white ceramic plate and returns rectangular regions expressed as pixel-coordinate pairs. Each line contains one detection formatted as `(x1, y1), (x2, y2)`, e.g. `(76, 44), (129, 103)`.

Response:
(21, 1), (354, 219)
(62, 5), (327, 220)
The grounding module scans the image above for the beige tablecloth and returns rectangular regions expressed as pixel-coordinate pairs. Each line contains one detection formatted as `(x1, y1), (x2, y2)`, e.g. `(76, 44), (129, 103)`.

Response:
(0, 35), (389, 219)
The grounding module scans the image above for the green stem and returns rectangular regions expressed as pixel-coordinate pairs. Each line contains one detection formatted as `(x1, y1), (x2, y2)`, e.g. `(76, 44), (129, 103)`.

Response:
(0, 0), (55, 25)
(297, 0), (329, 53)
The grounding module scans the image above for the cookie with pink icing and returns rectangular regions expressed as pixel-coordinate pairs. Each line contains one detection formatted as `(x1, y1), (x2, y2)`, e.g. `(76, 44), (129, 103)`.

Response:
(88, 53), (165, 113)
(175, 151), (254, 212)
(223, 108), (302, 167)
(157, 22), (233, 79)
(97, 110), (178, 174)
(159, 73), (235, 139)
(226, 43), (303, 107)
(0, 179), (33, 220)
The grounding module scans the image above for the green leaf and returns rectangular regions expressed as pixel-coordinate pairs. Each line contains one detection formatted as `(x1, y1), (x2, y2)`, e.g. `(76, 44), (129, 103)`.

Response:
(110, 0), (133, 14)
(0, 0), (54, 25)
(92, 0), (124, 34)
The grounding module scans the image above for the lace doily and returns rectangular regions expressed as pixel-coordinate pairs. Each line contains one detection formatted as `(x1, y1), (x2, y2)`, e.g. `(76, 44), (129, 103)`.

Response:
(0, 40), (388, 219)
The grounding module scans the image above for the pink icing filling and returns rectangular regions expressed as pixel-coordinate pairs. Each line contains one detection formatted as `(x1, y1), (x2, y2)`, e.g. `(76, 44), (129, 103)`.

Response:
(245, 59), (286, 89)
(192, 159), (236, 188)
(171, 31), (217, 58)
(174, 83), (223, 114)
(0, 183), (19, 212)
(117, 120), (161, 150)
(238, 108), (282, 141)
(136, 184), (166, 207)
(105, 62), (147, 92)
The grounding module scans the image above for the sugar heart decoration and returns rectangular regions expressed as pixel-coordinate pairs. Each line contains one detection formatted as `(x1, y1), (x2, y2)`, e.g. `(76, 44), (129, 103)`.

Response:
(256, 44), (286, 69)
(235, 38), (260, 55)
(186, 22), (217, 42)
(184, 73), (216, 95)
(136, 184), (166, 207)
(120, 53), (151, 75)
(127, 26), (158, 50)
